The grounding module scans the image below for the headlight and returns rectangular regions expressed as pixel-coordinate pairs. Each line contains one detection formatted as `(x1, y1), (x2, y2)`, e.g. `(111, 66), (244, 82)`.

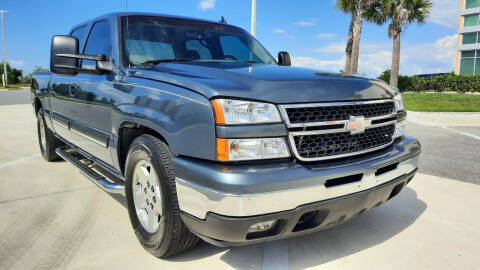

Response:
(216, 138), (290, 161)
(211, 99), (282, 125)
(393, 92), (404, 112)
(394, 120), (406, 139)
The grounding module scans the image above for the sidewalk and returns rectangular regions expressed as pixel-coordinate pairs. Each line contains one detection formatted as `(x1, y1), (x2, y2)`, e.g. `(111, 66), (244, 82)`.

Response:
(407, 110), (480, 127)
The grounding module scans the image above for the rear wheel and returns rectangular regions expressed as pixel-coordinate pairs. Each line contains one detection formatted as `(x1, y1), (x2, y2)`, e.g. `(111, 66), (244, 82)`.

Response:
(124, 134), (199, 258)
(37, 108), (61, 161)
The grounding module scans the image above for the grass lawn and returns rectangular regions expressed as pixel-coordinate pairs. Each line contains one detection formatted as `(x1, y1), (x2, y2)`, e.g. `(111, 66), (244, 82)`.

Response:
(403, 93), (480, 112)
(0, 84), (29, 90)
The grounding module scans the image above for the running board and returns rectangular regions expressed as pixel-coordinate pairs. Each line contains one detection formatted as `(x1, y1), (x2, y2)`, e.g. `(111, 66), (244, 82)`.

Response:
(56, 147), (125, 195)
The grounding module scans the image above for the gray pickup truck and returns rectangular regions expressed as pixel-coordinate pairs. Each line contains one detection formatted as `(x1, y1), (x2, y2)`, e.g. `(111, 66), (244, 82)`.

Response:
(31, 12), (421, 258)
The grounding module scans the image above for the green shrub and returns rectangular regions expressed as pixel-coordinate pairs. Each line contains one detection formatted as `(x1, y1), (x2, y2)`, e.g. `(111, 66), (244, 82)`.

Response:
(377, 69), (412, 92)
(378, 70), (480, 93)
(409, 76), (428, 92)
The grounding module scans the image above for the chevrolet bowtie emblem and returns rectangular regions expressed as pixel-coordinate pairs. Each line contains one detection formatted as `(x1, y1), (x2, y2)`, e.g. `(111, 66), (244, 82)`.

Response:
(346, 116), (371, 134)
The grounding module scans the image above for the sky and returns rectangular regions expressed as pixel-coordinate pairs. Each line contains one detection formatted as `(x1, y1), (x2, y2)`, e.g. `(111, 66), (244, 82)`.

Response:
(0, 0), (459, 77)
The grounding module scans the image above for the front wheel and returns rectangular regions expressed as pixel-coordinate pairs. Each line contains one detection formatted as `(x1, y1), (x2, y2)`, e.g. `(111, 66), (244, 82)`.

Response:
(37, 108), (62, 162)
(124, 135), (199, 258)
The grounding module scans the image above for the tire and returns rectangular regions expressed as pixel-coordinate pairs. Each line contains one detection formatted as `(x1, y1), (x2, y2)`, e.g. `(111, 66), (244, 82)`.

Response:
(124, 134), (199, 258)
(37, 108), (62, 162)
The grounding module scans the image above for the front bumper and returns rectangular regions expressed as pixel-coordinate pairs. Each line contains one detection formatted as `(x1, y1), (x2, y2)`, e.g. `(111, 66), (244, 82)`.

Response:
(182, 169), (416, 246)
(173, 136), (420, 245)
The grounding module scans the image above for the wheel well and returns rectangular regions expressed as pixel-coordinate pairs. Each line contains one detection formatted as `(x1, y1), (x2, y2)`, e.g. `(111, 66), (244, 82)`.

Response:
(118, 122), (167, 174)
(34, 98), (42, 115)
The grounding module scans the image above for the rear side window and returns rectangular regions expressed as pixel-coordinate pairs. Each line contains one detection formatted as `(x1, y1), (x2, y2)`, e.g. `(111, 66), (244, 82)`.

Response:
(70, 26), (87, 46)
(82, 21), (111, 69)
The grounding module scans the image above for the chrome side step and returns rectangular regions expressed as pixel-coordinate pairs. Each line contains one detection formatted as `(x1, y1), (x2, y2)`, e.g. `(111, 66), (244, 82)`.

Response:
(56, 147), (125, 195)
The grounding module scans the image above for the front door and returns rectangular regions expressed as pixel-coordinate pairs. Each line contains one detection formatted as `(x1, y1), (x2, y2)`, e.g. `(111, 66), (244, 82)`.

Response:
(68, 20), (114, 164)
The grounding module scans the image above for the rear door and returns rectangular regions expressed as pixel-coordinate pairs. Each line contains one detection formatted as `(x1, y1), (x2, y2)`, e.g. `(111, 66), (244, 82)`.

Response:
(67, 20), (114, 164)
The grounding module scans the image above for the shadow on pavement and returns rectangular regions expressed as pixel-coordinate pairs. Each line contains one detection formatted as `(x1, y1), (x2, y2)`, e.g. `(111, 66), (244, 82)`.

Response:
(168, 187), (426, 270)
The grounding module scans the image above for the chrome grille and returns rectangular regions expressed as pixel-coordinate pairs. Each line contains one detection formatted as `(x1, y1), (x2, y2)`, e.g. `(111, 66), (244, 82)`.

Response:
(285, 102), (394, 124)
(280, 100), (397, 161)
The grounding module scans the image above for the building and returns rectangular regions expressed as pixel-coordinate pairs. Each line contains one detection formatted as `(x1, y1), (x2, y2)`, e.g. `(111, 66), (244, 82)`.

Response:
(456, 0), (480, 74)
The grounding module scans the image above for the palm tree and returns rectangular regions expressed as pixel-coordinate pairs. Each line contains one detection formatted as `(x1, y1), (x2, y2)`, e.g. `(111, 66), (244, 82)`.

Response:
(336, 0), (377, 74)
(336, 0), (355, 73)
(365, 0), (432, 86)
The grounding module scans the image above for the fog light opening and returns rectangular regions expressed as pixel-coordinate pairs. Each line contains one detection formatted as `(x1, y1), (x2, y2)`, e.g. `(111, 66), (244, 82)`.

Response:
(292, 209), (329, 232)
(246, 220), (279, 240)
(387, 182), (405, 201)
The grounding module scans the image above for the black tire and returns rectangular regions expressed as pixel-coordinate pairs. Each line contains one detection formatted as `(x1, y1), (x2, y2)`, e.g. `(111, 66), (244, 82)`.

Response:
(124, 134), (199, 258)
(37, 108), (62, 162)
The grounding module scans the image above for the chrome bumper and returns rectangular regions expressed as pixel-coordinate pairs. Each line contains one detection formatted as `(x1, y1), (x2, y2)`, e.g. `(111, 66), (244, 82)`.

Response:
(175, 137), (421, 219)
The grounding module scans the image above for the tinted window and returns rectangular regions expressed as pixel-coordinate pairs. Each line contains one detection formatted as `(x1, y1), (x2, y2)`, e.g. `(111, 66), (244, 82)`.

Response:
(71, 26), (87, 45)
(82, 21), (111, 69)
(186, 40), (212, 60)
(121, 16), (276, 66)
(126, 40), (174, 64)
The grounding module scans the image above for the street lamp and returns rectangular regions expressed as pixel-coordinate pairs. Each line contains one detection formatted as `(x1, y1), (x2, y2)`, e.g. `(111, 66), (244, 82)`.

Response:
(251, 0), (256, 37)
(0, 10), (10, 88)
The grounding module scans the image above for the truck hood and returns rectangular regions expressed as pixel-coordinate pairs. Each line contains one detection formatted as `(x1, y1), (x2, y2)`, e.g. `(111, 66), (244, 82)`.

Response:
(129, 62), (394, 104)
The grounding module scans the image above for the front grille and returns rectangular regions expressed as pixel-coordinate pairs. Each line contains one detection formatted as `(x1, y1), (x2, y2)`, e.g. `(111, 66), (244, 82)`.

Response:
(280, 100), (397, 161)
(293, 125), (395, 159)
(285, 102), (394, 124)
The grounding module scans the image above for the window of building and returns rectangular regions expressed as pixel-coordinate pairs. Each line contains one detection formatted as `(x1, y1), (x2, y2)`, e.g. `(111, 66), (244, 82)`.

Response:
(82, 21), (111, 69)
(464, 14), (479, 27)
(466, 0), (480, 9)
(462, 32), (478, 44)
(459, 50), (480, 74)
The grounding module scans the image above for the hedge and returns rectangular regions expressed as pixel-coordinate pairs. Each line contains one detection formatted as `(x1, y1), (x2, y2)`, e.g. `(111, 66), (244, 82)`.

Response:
(377, 70), (480, 93)
(408, 74), (480, 93)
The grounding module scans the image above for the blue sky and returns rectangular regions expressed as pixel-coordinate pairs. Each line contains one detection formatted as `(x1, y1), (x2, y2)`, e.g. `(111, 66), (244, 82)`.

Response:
(1, 0), (459, 77)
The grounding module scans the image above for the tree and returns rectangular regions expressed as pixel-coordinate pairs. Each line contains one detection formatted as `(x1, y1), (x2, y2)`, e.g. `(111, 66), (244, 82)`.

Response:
(33, 66), (49, 73)
(377, 69), (412, 92)
(366, 0), (432, 87)
(0, 61), (23, 84)
(336, 0), (377, 74)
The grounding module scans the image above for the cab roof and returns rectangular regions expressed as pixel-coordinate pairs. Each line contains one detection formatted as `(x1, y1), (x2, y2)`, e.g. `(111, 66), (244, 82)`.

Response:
(70, 12), (228, 34)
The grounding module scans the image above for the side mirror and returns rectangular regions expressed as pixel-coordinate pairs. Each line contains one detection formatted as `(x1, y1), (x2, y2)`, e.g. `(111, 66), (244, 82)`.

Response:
(50, 35), (113, 75)
(50, 35), (79, 75)
(278, 51), (291, 66)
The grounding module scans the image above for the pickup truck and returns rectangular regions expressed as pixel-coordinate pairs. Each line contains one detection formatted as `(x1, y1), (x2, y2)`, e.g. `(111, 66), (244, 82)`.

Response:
(31, 12), (421, 258)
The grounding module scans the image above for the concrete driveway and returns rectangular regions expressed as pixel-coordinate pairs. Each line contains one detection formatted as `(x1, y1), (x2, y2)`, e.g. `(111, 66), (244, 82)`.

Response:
(0, 103), (479, 270)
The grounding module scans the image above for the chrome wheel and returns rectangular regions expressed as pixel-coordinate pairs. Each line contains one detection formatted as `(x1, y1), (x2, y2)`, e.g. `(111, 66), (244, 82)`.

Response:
(39, 117), (47, 152)
(132, 160), (163, 233)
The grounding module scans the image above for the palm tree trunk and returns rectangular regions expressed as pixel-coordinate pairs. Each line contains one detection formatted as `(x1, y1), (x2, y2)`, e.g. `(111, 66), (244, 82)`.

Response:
(350, 4), (364, 74)
(390, 33), (401, 87)
(344, 18), (354, 73)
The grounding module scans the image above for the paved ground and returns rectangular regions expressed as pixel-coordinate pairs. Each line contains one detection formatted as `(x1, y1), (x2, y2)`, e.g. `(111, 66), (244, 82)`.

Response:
(0, 103), (479, 270)
(0, 89), (31, 105)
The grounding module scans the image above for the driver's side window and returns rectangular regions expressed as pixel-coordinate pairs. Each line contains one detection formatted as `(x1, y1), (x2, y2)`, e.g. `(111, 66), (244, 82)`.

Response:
(82, 21), (112, 69)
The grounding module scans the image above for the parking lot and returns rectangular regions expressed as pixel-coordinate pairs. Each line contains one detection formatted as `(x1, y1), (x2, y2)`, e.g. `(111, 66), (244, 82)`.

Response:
(0, 90), (479, 270)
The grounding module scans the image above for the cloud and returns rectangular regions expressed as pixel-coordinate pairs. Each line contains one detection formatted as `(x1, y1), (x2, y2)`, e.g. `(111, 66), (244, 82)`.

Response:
(198, 0), (216, 10)
(428, 0), (460, 28)
(273, 28), (293, 39)
(292, 56), (345, 72)
(293, 34), (457, 77)
(294, 18), (317, 27)
(8, 60), (24, 68)
(313, 42), (346, 53)
(314, 33), (337, 40)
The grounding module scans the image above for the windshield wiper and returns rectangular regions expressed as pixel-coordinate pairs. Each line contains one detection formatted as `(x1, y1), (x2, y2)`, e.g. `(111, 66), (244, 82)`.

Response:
(141, 58), (192, 66)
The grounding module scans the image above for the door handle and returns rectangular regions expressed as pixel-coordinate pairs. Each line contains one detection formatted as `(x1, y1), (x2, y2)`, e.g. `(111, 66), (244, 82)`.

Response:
(69, 85), (78, 96)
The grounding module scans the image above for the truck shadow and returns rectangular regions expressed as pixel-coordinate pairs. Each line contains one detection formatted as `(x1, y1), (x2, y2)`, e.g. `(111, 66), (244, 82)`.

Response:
(167, 187), (427, 269)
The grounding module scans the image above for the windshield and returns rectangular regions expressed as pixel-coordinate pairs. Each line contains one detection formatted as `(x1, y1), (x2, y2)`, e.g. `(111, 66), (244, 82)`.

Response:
(121, 16), (277, 67)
